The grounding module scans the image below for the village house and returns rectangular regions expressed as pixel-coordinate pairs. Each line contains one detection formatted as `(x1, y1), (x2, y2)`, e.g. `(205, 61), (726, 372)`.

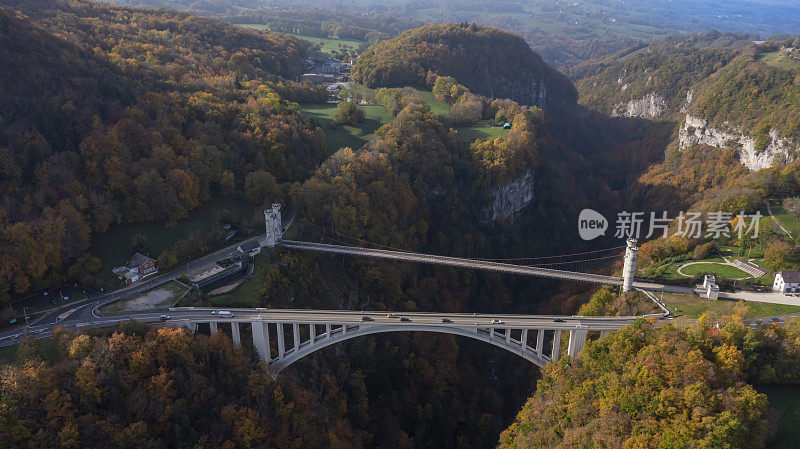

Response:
(773, 271), (800, 294)
(113, 253), (158, 285)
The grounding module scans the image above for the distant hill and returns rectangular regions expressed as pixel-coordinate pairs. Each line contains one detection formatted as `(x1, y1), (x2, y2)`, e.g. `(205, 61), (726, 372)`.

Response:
(572, 32), (754, 119)
(351, 23), (577, 110)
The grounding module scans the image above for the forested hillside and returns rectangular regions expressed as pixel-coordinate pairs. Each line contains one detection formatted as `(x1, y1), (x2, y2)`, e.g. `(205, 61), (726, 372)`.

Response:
(498, 313), (790, 448)
(0, 0), (331, 302)
(351, 23), (577, 110)
(573, 32), (751, 119)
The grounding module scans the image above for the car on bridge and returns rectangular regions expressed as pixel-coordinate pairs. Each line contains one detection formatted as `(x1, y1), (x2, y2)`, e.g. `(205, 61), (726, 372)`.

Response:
(160, 315), (170, 322)
(400, 317), (411, 322)
(441, 318), (452, 323)
(362, 316), (373, 321)
(218, 311), (234, 318)
(553, 318), (566, 323)
(491, 319), (503, 324)
(387, 313), (397, 318)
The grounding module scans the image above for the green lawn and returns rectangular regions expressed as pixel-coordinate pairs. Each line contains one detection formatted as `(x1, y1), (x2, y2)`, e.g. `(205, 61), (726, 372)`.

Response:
(680, 263), (750, 279)
(238, 26), (365, 55)
(455, 122), (510, 143)
(300, 102), (393, 154)
(91, 197), (254, 272)
(771, 204), (800, 237)
(663, 293), (800, 319)
(760, 384), (800, 448)
(758, 50), (800, 73)
(206, 252), (270, 307)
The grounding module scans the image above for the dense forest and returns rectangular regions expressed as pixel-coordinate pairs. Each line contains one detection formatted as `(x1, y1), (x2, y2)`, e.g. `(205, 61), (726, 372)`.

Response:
(351, 23), (577, 111)
(0, 0), (331, 301)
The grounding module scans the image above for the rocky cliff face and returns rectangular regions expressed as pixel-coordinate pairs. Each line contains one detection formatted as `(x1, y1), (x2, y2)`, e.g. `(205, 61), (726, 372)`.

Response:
(679, 114), (797, 171)
(482, 169), (535, 222)
(611, 92), (667, 118)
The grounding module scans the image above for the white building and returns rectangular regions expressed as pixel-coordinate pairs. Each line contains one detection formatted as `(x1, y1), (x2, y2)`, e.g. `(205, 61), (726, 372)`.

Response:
(773, 271), (800, 294)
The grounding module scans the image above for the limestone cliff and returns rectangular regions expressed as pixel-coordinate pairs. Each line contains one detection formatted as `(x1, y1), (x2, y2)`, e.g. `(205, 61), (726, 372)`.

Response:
(611, 92), (667, 118)
(482, 169), (535, 222)
(679, 114), (797, 171)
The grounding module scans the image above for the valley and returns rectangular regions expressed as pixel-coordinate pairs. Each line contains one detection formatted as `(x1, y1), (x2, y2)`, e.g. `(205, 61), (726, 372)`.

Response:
(2, 1), (800, 448)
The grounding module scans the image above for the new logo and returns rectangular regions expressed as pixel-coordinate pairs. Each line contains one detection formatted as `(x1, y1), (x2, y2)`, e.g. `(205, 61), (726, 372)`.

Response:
(578, 209), (608, 241)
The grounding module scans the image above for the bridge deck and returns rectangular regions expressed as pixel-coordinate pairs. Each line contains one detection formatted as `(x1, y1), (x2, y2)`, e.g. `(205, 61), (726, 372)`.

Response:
(280, 240), (684, 292)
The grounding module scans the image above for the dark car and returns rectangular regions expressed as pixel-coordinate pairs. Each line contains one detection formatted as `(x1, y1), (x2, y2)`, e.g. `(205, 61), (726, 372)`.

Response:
(441, 318), (452, 323)
(400, 317), (411, 322)
(552, 318), (566, 323)
(362, 316), (373, 321)
(160, 315), (170, 322)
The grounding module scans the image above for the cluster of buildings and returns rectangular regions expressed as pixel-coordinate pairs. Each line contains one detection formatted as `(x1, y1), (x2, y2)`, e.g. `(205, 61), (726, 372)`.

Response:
(300, 57), (352, 92)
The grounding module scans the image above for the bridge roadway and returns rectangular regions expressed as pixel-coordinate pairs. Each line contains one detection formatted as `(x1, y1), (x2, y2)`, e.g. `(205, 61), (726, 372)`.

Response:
(0, 307), (654, 374)
(279, 240), (690, 293)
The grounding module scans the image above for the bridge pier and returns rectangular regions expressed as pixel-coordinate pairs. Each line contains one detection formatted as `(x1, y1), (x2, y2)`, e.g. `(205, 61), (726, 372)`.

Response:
(552, 330), (562, 361)
(252, 321), (270, 362)
(231, 322), (241, 347)
(622, 238), (639, 292)
(210, 321), (218, 334)
(567, 329), (587, 358)
(182, 320), (197, 333)
(293, 323), (300, 350)
(536, 330), (545, 357)
(277, 324), (286, 357)
(521, 329), (528, 351)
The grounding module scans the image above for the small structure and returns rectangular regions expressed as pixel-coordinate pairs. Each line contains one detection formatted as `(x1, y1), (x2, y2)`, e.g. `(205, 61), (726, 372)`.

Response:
(238, 240), (262, 257)
(773, 271), (800, 294)
(733, 258), (767, 278)
(703, 275), (719, 300)
(264, 203), (283, 247)
(113, 253), (157, 285)
(503, 122), (512, 129)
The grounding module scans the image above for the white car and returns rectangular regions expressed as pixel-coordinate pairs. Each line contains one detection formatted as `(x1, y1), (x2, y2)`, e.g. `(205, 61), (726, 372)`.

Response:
(491, 319), (503, 324)
(217, 311), (234, 318)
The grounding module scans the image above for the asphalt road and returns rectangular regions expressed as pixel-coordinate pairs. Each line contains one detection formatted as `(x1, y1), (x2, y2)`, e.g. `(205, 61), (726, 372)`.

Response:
(0, 235), (265, 348)
(0, 307), (643, 348)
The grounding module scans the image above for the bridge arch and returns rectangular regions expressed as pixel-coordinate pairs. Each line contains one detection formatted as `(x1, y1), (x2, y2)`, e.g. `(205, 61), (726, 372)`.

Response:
(263, 323), (556, 374)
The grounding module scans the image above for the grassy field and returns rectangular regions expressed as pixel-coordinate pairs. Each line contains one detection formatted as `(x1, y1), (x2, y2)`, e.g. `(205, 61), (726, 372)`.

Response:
(300, 102), (393, 154)
(238, 26), (365, 55)
(680, 262), (750, 279)
(91, 198), (254, 271)
(663, 293), (800, 319)
(206, 252), (270, 307)
(771, 204), (800, 237)
(760, 384), (800, 448)
(455, 122), (510, 142)
(758, 50), (800, 73)
(100, 280), (189, 314)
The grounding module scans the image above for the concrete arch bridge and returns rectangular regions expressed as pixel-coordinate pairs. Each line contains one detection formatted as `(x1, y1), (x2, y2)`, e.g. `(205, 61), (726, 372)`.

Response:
(175, 308), (651, 375)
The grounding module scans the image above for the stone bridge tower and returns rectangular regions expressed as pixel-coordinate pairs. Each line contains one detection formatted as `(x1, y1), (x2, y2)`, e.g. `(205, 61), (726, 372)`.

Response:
(622, 237), (639, 292)
(264, 203), (282, 247)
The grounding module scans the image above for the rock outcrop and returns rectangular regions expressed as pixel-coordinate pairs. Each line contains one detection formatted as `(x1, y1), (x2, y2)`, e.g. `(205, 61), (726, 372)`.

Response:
(611, 92), (667, 118)
(679, 114), (797, 171)
(482, 169), (535, 221)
